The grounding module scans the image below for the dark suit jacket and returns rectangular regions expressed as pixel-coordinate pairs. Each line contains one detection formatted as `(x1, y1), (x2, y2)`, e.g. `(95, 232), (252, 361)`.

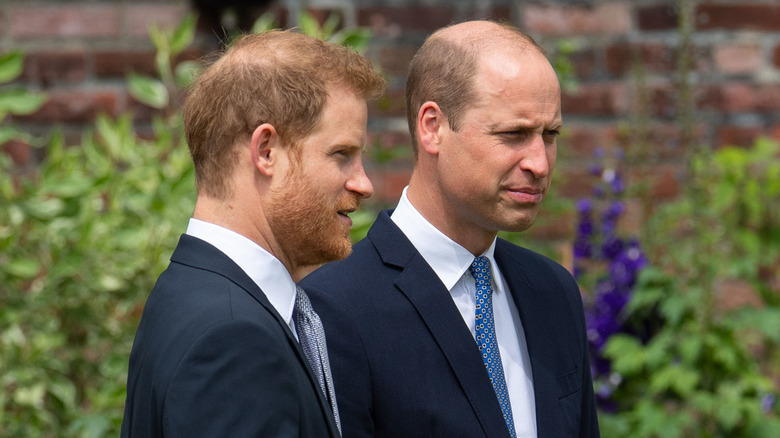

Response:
(301, 210), (600, 438)
(121, 234), (340, 437)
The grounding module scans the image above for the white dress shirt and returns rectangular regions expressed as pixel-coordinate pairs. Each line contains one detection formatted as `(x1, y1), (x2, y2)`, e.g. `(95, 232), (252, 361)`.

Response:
(186, 218), (298, 336)
(390, 187), (537, 437)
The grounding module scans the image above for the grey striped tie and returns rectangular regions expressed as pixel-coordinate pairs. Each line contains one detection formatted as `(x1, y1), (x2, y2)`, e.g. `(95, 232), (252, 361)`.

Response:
(295, 286), (342, 434)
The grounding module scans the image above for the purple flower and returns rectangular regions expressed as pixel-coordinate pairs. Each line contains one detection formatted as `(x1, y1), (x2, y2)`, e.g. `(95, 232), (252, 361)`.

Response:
(610, 174), (625, 194)
(589, 164), (603, 176)
(573, 238), (592, 259)
(601, 236), (624, 259)
(762, 394), (776, 413)
(577, 198), (592, 214)
(602, 201), (625, 222)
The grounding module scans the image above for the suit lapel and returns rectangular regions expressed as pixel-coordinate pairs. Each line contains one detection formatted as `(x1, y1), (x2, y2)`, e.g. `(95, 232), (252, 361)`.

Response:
(170, 234), (341, 437)
(368, 212), (512, 438)
(495, 240), (562, 438)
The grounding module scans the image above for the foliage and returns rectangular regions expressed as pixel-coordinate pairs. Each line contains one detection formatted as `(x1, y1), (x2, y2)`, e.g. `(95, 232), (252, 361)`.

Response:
(594, 139), (780, 437)
(252, 10), (373, 54)
(128, 12), (199, 114)
(0, 115), (195, 436)
(1, 12), (384, 435)
(0, 51), (46, 147)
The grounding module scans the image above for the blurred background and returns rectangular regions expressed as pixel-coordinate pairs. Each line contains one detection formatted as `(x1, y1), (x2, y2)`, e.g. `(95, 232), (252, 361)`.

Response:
(1, 0), (778, 436)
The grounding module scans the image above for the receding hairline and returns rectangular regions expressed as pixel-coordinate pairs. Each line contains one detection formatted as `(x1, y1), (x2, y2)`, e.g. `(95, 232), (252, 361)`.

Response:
(427, 20), (546, 58)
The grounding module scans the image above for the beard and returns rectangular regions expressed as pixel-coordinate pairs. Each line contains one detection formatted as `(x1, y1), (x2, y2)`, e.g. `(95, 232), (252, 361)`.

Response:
(265, 167), (359, 269)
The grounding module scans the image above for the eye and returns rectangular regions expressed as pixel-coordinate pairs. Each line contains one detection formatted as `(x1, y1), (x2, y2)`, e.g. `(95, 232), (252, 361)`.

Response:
(543, 129), (560, 143)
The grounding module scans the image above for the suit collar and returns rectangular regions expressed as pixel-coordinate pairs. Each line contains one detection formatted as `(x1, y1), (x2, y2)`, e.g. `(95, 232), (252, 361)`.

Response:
(367, 212), (513, 438)
(170, 234), (342, 437)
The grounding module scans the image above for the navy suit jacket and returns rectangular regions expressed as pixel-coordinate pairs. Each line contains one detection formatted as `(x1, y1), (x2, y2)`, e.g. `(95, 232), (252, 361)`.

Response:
(121, 234), (340, 437)
(301, 210), (600, 437)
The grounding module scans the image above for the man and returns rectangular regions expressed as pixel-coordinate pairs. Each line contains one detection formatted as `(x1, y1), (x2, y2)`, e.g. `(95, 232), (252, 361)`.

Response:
(301, 21), (600, 437)
(121, 30), (385, 437)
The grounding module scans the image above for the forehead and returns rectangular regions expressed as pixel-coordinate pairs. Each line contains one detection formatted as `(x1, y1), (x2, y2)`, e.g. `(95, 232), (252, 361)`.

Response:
(468, 48), (561, 124)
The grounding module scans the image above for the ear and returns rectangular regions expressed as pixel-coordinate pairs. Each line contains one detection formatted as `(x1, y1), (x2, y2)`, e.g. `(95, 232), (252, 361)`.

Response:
(251, 123), (281, 177)
(417, 101), (445, 155)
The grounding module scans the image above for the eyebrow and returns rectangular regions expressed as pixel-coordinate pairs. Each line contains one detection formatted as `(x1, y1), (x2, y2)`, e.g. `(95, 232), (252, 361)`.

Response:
(488, 119), (563, 132)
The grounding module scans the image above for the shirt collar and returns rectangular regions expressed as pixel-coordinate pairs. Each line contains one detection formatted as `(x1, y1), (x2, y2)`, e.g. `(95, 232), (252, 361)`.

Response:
(390, 187), (497, 291)
(185, 218), (297, 329)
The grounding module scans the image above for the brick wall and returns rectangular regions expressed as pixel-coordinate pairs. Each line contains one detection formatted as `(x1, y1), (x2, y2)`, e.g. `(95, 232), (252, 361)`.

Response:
(3, 0), (780, 240)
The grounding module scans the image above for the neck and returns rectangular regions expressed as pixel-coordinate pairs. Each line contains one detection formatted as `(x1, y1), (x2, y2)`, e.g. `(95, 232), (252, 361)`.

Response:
(406, 171), (495, 256)
(193, 195), (296, 275)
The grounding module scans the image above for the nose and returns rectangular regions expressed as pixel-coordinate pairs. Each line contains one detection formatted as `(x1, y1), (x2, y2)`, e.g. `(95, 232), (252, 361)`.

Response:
(520, 134), (552, 179)
(347, 162), (374, 199)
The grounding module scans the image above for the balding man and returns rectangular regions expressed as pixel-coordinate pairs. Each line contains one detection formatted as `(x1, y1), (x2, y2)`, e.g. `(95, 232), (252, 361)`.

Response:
(121, 30), (385, 437)
(301, 21), (600, 438)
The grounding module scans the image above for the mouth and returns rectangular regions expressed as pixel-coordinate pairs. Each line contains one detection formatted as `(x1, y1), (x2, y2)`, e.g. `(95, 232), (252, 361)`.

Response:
(337, 208), (356, 227)
(504, 187), (544, 204)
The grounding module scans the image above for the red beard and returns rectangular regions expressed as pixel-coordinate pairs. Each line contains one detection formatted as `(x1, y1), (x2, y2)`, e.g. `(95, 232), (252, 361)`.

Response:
(266, 167), (359, 269)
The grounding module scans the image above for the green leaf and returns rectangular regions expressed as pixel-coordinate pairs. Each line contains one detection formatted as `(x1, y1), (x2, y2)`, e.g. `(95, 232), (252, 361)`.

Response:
(299, 11), (322, 39)
(603, 334), (645, 375)
(174, 60), (200, 89)
(331, 28), (373, 54)
(170, 13), (198, 55)
(321, 13), (341, 37)
(23, 197), (65, 220)
(0, 87), (47, 115)
(3, 258), (40, 279)
(0, 51), (24, 83)
(0, 125), (32, 145)
(251, 12), (278, 34)
(128, 73), (168, 109)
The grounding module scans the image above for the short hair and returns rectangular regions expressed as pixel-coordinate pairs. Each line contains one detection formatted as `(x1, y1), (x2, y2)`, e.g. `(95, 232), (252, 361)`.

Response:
(183, 30), (386, 198)
(405, 21), (546, 156)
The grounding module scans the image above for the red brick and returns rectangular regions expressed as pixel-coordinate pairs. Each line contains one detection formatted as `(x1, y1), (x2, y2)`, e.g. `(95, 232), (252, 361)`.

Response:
(483, 6), (512, 22)
(357, 7), (455, 36)
(94, 51), (157, 77)
(772, 124), (780, 142)
(627, 163), (683, 200)
(637, 4), (678, 31)
(8, 5), (121, 38)
(697, 4), (780, 31)
(525, 208), (575, 241)
(561, 82), (628, 116)
(367, 130), (413, 153)
(775, 45), (780, 68)
(28, 51), (88, 85)
(125, 4), (190, 38)
(697, 82), (779, 113)
(367, 168), (412, 203)
(717, 125), (765, 147)
(568, 48), (598, 80)
(556, 167), (594, 198)
(20, 88), (119, 123)
(756, 85), (780, 111)
(369, 86), (406, 118)
(1, 139), (33, 167)
(378, 45), (418, 76)
(523, 3), (631, 36)
(558, 123), (616, 158)
(615, 123), (701, 161)
(606, 42), (676, 75)
(647, 84), (678, 119)
(714, 42), (763, 75)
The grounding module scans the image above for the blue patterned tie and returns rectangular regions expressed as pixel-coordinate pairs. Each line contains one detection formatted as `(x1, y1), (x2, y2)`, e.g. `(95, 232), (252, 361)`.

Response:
(470, 256), (517, 438)
(295, 286), (342, 434)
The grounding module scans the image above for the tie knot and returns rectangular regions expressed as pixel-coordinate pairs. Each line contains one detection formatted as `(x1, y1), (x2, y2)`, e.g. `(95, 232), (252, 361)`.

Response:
(295, 286), (313, 316)
(470, 256), (492, 281)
